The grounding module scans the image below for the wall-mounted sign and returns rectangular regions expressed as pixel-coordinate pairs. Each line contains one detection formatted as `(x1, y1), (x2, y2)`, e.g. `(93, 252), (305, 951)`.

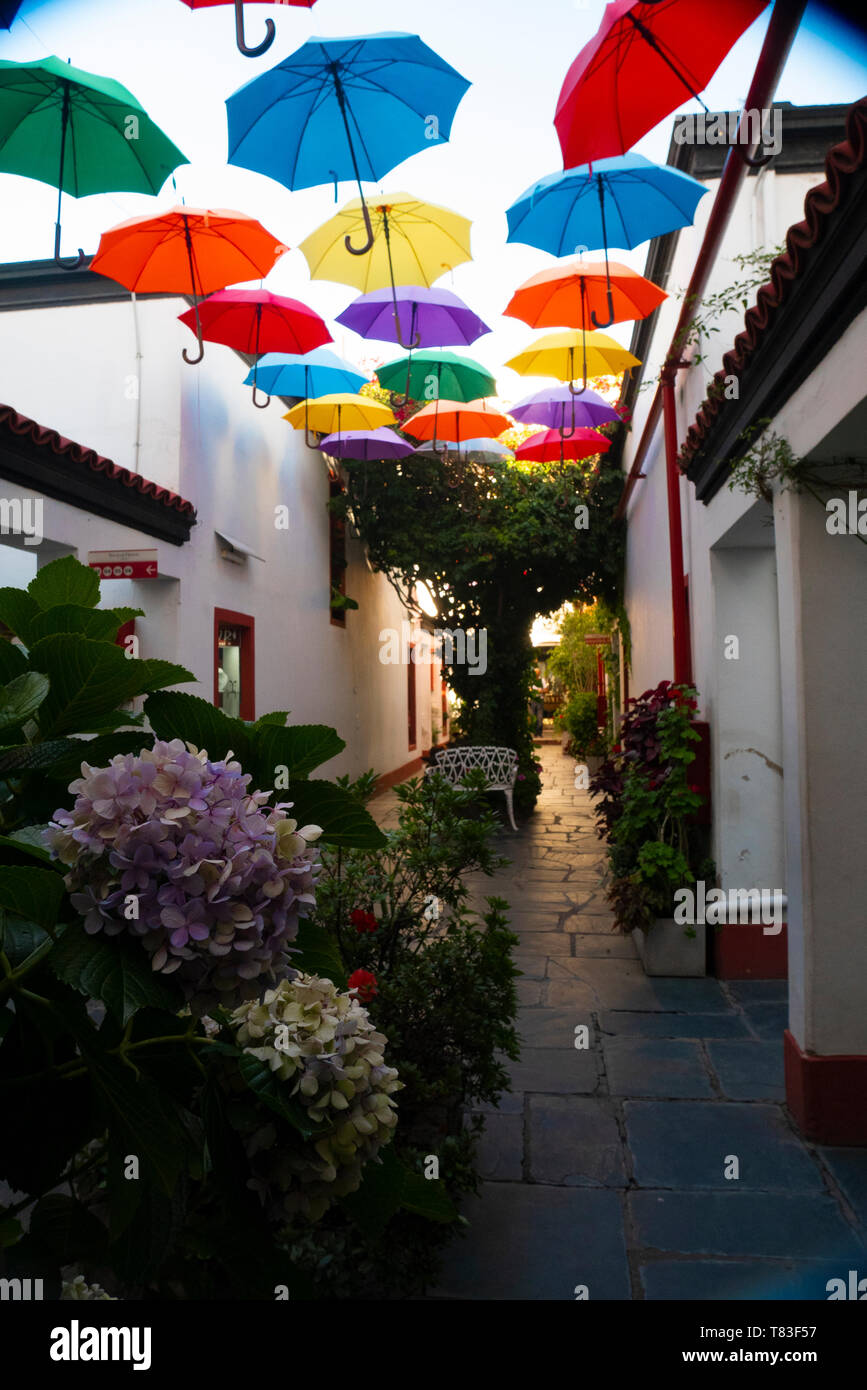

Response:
(87, 549), (158, 580)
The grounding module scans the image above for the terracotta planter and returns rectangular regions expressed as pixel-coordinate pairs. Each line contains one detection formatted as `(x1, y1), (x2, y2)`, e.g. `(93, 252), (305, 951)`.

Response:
(632, 918), (707, 977)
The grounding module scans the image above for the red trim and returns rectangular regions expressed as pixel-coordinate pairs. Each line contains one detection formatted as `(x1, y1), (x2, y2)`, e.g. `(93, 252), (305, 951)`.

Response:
(0, 404), (195, 515)
(407, 645), (417, 750)
(214, 607), (255, 721)
(370, 755), (424, 798)
(663, 373), (691, 685)
(712, 921), (788, 980)
(784, 1029), (867, 1146)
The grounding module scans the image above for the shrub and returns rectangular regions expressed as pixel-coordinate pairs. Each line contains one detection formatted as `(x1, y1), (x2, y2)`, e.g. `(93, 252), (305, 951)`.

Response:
(555, 691), (606, 759)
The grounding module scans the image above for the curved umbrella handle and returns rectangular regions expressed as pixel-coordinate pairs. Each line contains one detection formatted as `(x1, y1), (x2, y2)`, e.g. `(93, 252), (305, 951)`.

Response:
(345, 199), (375, 256)
(235, 0), (275, 57)
(739, 146), (774, 169)
(252, 384), (270, 409)
(590, 288), (615, 331)
(183, 304), (205, 364)
(54, 223), (85, 271)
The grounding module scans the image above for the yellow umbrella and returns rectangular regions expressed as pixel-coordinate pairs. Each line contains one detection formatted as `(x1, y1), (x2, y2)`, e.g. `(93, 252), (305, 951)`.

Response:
(298, 192), (472, 349)
(283, 392), (395, 448)
(506, 329), (640, 396)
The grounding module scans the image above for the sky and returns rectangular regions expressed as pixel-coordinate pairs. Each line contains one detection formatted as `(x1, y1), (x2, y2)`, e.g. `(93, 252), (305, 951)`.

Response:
(1, 0), (866, 402)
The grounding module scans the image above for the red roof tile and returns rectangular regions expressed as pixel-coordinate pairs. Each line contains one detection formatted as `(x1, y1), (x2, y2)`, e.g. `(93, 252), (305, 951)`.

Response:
(0, 403), (196, 517)
(679, 96), (867, 470)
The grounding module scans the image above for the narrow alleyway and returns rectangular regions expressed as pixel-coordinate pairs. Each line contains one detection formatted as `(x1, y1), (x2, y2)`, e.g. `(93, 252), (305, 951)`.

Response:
(375, 745), (867, 1301)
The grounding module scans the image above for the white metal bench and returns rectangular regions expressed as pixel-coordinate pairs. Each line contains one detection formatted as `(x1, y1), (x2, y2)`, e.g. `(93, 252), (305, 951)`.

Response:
(425, 745), (519, 831)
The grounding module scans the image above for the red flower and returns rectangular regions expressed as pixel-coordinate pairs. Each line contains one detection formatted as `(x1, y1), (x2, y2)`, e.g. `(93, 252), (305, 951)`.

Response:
(348, 969), (378, 1003)
(350, 908), (378, 934)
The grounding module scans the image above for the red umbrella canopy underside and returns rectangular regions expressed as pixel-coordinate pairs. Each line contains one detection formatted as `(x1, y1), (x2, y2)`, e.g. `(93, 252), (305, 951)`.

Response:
(517, 427), (612, 462)
(177, 289), (331, 354)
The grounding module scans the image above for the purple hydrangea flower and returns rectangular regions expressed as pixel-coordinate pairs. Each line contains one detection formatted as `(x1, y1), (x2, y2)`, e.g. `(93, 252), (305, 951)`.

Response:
(46, 740), (322, 1010)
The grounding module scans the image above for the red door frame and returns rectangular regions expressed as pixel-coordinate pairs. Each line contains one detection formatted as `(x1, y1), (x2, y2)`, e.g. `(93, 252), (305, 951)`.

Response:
(407, 645), (417, 750)
(214, 608), (255, 721)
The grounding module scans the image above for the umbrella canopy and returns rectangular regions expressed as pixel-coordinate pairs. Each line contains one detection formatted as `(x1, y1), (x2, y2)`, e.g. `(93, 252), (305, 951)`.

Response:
(227, 32), (469, 246)
(377, 350), (496, 405)
(404, 398), (511, 449)
(178, 289), (331, 405)
(516, 427), (611, 463)
(414, 437), (514, 462)
(505, 259), (666, 337)
(555, 0), (769, 168)
(0, 55), (188, 266)
(336, 285), (490, 348)
(318, 427), (413, 461)
(299, 194), (472, 345)
(506, 155), (708, 257)
(510, 384), (620, 431)
(180, 1), (317, 59)
(283, 392), (395, 439)
(91, 206), (287, 362)
(244, 348), (367, 398)
(0, 3), (24, 29)
(506, 330), (640, 394)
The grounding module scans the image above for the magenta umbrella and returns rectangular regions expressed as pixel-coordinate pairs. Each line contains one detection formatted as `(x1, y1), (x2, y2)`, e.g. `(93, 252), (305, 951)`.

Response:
(336, 284), (491, 349)
(318, 427), (415, 461)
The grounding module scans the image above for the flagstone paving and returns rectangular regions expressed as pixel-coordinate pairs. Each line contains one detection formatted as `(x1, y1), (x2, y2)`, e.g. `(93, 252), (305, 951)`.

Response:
(417, 744), (867, 1301)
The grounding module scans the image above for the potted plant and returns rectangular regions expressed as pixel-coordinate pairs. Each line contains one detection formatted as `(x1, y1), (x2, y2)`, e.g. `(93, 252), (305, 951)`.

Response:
(591, 682), (713, 976)
(555, 691), (607, 772)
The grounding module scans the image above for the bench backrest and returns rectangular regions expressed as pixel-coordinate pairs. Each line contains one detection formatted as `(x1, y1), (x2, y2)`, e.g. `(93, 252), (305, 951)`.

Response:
(427, 745), (519, 788)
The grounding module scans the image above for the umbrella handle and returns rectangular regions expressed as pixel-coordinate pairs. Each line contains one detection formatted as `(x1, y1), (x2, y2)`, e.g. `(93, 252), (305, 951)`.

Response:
(252, 384), (270, 409)
(346, 198), (375, 256)
(182, 300), (205, 364)
(54, 228), (85, 271)
(590, 289), (615, 330)
(234, 0), (275, 57)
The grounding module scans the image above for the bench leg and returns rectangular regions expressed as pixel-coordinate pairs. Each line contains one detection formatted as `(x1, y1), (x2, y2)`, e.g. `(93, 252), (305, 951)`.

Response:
(504, 788), (518, 832)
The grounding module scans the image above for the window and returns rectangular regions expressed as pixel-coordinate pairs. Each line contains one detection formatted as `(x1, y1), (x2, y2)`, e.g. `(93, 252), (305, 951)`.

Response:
(408, 646), (417, 750)
(214, 608), (255, 720)
(329, 477), (347, 627)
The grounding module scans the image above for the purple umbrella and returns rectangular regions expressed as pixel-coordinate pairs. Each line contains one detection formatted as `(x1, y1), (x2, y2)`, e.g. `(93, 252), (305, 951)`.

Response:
(336, 285), (491, 349)
(318, 427), (414, 461)
(509, 384), (620, 437)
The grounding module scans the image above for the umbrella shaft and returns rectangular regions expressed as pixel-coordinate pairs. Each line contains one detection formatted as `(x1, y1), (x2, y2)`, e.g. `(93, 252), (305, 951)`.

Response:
(56, 80), (71, 232)
(626, 13), (708, 111)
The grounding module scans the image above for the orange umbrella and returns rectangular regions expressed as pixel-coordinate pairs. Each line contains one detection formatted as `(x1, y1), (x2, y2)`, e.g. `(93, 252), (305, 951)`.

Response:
(91, 206), (289, 363)
(404, 397), (511, 453)
(504, 260), (666, 333)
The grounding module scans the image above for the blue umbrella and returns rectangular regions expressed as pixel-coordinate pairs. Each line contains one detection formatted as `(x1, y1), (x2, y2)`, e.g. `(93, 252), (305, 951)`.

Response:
(506, 154), (708, 328)
(227, 32), (470, 255)
(243, 347), (368, 399)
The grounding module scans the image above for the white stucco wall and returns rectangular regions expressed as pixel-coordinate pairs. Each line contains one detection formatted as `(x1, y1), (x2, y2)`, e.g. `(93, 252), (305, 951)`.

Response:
(0, 293), (432, 783)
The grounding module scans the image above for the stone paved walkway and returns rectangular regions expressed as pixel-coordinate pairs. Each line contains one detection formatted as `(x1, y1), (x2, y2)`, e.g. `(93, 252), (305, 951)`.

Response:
(408, 745), (867, 1301)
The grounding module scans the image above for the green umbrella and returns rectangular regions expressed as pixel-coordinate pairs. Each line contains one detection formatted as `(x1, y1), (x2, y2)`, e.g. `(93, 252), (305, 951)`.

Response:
(376, 348), (496, 407)
(0, 55), (188, 268)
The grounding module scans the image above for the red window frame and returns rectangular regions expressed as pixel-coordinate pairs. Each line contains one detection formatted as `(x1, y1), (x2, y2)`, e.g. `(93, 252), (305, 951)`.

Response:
(407, 645), (417, 750)
(214, 608), (255, 721)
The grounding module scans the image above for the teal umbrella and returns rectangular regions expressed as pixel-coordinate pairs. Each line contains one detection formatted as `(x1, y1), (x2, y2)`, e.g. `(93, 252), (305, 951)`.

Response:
(377, 349), (495, 407)
(0, 55), (188, 267)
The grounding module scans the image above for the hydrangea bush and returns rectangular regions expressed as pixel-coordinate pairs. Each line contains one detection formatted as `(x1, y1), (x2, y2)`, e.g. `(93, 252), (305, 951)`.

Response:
(228, 974), (401, 1222)
(45, 739), (322, 1008)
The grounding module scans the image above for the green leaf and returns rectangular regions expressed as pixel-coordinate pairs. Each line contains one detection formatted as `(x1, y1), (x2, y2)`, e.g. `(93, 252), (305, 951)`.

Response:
(1, 914), (50, 968)
(0, 1216), (21, 1248)
(109, 607), (145, 626)
(251, 711), (291, 729)
(251, 724), (345, 788)
(29, 1195), (108, 1264)
(0, 670), (49, 731)
(291, 918), (346, 989)
(237, 1051), (329, 1140)
(0, 589), (40, 644)
(90, 1054), (193, 1197)
(28, 635), (193, 737)
(27, 604), (124, 644)
(340, 1145), (404, 1237)
(399, 1166), (458, 1223)
(49, 928), (183, 1025)
(28, 555), (99, 611)
(0, 637), (27, 682)
(0, 739), (77, 776)
(285, 780), (386, 849)
(0, 826), (54, 863)
(43, 731), (152, 783)
(0, 864), (64, 928)
(145, 690), (249, 764)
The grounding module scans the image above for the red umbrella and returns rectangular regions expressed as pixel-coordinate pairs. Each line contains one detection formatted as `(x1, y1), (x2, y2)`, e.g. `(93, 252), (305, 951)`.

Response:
(179, 1), (317, 59)
(555, 0), (768, 169)
(516, 427), (611, 464)
(178, 289), (331, 406)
